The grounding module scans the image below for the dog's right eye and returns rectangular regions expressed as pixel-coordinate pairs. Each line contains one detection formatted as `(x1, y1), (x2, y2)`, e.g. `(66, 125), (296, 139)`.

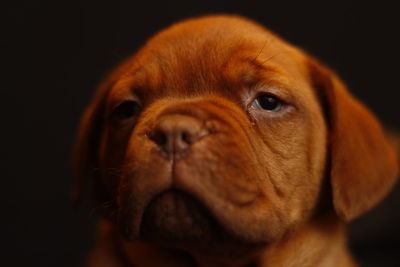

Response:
(252, 93), (285, 112)
(112, 101), (140, 120)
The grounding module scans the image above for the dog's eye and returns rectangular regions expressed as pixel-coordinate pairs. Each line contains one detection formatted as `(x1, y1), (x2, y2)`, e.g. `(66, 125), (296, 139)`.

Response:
(112, 101), (140, 120)
(254, 94), (283, 112)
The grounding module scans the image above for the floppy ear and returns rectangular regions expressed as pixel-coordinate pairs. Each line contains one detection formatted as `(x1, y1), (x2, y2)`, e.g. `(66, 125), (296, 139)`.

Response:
(72, 80), (111, 206)
(308, 58), (398, 221)
(72, 56), (137, 208)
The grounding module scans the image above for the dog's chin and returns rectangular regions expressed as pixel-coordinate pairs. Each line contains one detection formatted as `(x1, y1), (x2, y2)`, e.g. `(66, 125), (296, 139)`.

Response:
(139, 189), (222, 245)
(122, 189), (267, 257)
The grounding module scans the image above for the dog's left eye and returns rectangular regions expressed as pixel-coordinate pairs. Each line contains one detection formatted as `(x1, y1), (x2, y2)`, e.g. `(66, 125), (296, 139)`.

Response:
(253, 94), (283, 112)
(112, 101), (140, 120)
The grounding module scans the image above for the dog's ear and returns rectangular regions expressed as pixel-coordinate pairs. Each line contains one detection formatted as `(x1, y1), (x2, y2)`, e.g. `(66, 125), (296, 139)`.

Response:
(72, 57), (135, 209)
(72, 78), (112, 207)
(307, 57), (398, 221)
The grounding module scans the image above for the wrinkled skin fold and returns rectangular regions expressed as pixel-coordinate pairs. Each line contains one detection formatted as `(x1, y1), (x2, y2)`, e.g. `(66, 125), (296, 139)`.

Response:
(74, 15), (398, 267)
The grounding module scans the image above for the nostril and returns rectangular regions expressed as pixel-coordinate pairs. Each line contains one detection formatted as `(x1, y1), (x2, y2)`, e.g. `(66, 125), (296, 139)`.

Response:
(149, 130), (167, 147)
(181, 131), (191, 145)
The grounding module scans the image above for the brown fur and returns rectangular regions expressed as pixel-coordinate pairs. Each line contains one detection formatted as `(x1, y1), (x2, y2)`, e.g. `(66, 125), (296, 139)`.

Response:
(74, 15), (398, 267)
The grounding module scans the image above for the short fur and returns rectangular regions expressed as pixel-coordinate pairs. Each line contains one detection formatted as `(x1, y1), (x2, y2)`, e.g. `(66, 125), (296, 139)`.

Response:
(74, 15), (398, 267)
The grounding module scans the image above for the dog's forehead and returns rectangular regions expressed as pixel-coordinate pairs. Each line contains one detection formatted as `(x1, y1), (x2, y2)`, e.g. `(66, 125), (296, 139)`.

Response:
(114, 16), (309, 100)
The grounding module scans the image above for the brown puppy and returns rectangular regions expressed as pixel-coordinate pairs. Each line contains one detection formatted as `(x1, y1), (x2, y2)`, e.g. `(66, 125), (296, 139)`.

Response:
(73, 15), (398, 267)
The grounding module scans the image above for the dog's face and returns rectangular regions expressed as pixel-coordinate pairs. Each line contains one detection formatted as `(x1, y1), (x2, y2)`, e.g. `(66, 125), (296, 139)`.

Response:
(74, 16), (398, 254)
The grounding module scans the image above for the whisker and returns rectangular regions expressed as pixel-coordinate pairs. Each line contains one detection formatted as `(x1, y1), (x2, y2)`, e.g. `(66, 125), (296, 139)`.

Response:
(253, 39), (270, 62)
(260, 51), (284, 65)
(90, 199), (117, 215)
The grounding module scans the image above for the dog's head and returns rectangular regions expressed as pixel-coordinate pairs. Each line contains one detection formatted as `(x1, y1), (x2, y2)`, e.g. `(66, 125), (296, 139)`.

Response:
(73, 15), (398, 253)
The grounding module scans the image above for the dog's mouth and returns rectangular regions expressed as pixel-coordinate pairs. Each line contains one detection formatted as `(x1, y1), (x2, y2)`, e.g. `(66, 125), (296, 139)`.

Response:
(117, 153), (274, 247)
(140, 189), (224, 245)
(117, 131), (278, 247)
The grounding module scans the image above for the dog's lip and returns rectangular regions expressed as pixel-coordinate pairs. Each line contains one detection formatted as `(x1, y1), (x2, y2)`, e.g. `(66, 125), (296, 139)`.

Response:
(171, 158), (261, 207)
(139, 188), (219, 240)
(119, 148), (262, 242)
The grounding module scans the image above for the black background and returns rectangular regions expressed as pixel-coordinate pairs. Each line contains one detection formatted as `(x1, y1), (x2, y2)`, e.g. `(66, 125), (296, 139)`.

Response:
(3, 1), (400, 266)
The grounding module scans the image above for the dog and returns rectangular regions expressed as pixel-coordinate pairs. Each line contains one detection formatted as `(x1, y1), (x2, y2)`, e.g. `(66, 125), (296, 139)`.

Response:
(73, 15), (399, 267)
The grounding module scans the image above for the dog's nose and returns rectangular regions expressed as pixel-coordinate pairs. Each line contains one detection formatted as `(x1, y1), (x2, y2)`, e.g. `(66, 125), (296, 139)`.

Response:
(149, 115), (208, 159)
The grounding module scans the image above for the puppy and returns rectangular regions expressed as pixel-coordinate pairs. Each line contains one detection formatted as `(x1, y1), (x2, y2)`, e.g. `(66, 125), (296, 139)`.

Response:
(73, 15), (398, 267)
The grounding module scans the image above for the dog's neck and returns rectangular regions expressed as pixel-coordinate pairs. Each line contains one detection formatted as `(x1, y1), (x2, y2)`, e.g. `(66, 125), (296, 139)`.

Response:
(88, 214), (356, 267)
(257, 213), (356, 267)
